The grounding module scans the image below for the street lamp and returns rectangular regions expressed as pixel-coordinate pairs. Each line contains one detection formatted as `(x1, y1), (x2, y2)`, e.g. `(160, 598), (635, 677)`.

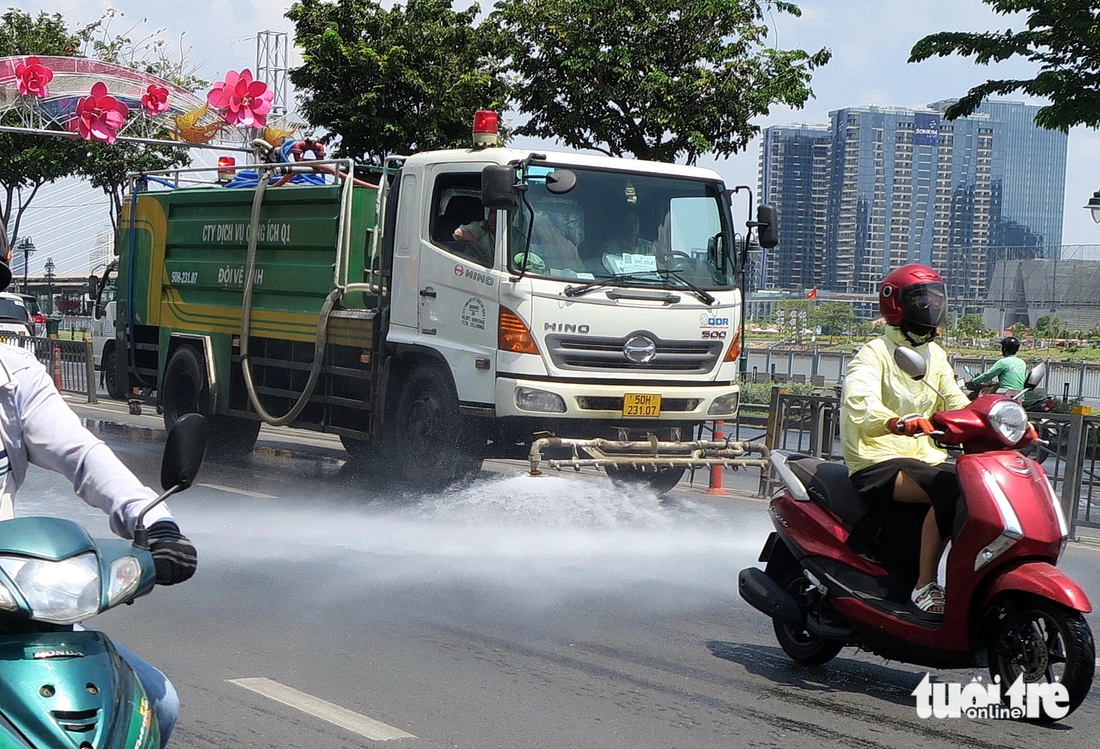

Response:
(44, 257), (54, 315)
(15, 237), (34, 293)
(1084, 188), (1100, 223)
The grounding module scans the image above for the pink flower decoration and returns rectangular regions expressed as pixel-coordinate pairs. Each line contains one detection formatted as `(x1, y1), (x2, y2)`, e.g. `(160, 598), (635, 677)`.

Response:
(141, 84), (170, 116)
(74, 81), (129, 143)
(206, 69), (273, 128)
(14, 56), (53, 98)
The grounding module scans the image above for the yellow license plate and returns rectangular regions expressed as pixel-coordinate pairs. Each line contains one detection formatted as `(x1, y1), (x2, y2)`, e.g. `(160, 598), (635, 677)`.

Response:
(622, 393), (661, 417)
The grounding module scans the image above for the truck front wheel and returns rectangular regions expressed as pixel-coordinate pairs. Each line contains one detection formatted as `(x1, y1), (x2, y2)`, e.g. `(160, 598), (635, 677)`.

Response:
(162, 345), (259, 459)
(392, 365), (484, 489)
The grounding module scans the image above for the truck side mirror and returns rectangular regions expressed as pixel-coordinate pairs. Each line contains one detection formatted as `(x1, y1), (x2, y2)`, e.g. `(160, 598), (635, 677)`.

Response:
(88, 274), (99, 298)
(756, 204), (779, 249)
(481, 164), (517, 211)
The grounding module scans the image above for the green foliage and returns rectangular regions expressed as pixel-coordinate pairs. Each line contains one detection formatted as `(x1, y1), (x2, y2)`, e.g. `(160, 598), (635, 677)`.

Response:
(73, 8), (207, 91)
(1034, 313), (1063, 339)
(909, 0), (1100, 130)
(954, 313), (988, 337)
(0, 9), (200, 245)
(810, 301), (854, 336)
(490, 0), (830, 164)
(286, 0), (511, 164)
(0, 10), (86, 251)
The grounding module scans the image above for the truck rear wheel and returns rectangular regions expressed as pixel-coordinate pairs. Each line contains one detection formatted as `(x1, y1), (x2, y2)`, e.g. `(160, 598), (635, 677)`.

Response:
(604, 464), (686, 495)
(102, 346), (127, 401)
(392, 365), (484, 489)
(162, 345), (260, 459)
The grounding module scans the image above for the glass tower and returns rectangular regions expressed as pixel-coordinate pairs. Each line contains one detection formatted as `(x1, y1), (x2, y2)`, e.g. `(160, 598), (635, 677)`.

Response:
(758, 100), (1067, 304)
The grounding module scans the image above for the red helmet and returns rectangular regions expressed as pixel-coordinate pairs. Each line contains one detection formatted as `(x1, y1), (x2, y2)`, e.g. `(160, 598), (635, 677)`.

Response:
(879, 264), (947, 329)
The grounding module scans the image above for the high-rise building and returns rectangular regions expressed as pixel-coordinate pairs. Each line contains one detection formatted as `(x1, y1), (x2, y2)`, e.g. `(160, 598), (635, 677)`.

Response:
(758, 100), (1067, 305)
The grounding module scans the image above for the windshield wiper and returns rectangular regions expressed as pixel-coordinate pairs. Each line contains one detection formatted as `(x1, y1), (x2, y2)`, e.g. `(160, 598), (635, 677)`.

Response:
(563, 269), (717, 305)
(656, 268), (717, 305)
(562, 273), (652, 298)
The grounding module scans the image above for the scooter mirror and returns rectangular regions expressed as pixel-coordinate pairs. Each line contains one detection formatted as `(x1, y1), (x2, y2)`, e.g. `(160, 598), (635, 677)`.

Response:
(1025, 361), (1046, 390)
(161, 413), (209, 491)
(893, 346), (927, 381)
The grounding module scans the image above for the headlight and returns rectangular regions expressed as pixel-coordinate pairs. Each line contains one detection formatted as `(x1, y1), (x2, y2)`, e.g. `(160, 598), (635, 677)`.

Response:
(515, 386), (566, 413)
(0, 553), (101, 624)
(708, 390), (740, 416)
(988, 400), (1028, 445)
(106, 555), (142, 607)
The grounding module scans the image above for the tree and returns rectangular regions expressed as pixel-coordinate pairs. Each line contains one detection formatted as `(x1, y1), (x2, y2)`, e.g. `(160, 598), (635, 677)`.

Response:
(909, 1), (1100, 129)
(286, 0), (511, 164)
(71, 10), (204, 230)
(491, 0), (830, 163)
(810, 302), (855, 336)
(0, 10), (87, 252)
(955, 313), (988, 337)
(0, 9), (202, 244)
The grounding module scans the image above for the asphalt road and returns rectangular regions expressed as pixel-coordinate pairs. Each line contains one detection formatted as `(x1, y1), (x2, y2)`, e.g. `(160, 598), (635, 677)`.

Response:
(14, 396), (1100, 748)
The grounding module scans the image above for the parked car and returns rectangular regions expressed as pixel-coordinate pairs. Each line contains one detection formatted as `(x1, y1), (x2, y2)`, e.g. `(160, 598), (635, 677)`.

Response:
(16, 293), (46, 336)
(0, 293), (34, 337)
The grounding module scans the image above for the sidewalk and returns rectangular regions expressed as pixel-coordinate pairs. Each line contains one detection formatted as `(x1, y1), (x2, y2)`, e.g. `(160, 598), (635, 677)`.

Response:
(64, 394), (766, 503)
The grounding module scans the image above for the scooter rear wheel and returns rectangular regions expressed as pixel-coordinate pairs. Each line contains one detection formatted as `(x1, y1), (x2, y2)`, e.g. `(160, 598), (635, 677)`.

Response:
(772, 568), (845, 666)
(987, 597), (1095, 722)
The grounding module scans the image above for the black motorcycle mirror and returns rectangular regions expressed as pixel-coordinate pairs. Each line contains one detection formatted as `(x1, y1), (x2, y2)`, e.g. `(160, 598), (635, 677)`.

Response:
(133, 413), (209, 548)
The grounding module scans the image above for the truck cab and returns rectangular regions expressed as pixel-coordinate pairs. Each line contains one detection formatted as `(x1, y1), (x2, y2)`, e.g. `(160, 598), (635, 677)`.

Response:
(383, 148), (758, 489)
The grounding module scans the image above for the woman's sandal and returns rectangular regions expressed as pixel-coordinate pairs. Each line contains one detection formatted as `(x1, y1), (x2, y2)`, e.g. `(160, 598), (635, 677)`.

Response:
(911, 582), (946, 619)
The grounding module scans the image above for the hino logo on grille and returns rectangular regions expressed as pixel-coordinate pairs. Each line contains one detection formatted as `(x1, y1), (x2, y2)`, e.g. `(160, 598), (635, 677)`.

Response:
(545, 322), (590, 334)
(623, 335), (657, 363)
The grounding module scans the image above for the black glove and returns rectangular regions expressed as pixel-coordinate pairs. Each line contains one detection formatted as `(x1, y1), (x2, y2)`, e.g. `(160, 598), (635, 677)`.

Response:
(146, 521), (197, 585)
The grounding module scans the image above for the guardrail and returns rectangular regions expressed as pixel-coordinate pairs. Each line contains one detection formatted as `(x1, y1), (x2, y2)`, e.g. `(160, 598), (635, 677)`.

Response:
(758, 387), (1100, 536)
(1, 335), (97, 403)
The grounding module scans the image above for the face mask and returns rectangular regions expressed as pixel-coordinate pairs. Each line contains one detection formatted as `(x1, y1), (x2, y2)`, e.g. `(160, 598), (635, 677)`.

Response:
(900, 320), (937, 346)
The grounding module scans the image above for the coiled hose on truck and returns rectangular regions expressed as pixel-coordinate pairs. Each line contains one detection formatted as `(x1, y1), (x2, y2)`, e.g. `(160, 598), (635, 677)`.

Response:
(238, 170), (342, 426)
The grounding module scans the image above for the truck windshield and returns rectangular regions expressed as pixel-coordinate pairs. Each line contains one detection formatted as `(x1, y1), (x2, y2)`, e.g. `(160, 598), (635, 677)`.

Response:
(506, 164), (736, 290)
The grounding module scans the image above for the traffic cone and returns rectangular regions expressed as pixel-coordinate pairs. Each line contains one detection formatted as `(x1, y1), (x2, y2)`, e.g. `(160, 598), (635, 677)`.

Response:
(52, 347), (62, 391)
(705, 421), (730, 496)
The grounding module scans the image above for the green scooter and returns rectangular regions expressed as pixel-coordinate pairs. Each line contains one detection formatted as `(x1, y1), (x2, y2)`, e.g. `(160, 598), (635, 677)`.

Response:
(0, 414), (207, 748)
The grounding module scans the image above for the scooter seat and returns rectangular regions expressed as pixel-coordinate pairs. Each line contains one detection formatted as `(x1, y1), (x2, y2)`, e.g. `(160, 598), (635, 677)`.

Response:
(787, 456), (872, 530)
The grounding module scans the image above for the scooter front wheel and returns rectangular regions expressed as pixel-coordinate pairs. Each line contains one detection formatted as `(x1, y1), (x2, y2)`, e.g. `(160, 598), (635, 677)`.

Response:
(987, 597), (1095, 722)
(772, 568), (844, 666)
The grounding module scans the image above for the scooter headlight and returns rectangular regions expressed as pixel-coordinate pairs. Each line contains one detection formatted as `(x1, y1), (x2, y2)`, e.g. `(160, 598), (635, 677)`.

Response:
(0, 553), (102, 624)
(988, 399), (1028, 445)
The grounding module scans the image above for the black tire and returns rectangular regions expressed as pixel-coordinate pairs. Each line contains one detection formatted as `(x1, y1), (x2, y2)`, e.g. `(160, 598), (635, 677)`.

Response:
(772, 567), (845, 666)
(102, 346), (127, 401)
(162, 345), (259, 459)
(987, 597), (1095, 722)
(604, 464), (687, 495)
(392, 365), (484, 489)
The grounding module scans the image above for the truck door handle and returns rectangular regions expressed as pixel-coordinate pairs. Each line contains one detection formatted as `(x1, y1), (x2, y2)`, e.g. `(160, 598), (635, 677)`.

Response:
(419, 287), (437, 298)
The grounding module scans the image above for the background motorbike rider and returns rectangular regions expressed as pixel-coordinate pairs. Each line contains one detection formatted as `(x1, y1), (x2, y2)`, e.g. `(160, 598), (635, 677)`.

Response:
(0, 240), (196, 747)
(839, 264), (970, 620)
(967, 335), (1027, 395)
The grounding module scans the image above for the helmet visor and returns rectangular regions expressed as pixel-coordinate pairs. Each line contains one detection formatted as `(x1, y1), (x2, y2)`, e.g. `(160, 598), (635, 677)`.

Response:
(900, 282), (946, 329)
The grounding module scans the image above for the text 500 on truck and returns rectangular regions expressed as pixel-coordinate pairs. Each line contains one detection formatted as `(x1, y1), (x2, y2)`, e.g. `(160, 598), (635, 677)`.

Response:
(103, 113), (778, 491)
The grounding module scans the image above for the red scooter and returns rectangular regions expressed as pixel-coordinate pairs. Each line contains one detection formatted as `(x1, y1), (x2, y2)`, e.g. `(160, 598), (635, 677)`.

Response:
(739, 347), (1095, 721)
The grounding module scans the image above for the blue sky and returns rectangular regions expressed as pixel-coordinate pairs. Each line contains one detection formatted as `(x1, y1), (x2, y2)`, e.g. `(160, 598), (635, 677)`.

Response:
(10, 0), (1100, 274)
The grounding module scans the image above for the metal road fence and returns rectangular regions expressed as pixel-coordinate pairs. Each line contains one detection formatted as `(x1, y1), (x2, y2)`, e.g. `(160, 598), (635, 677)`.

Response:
(0, 335), (97, 403)
(754, 388), (1100, 535)
(743, 347), (1100, 403)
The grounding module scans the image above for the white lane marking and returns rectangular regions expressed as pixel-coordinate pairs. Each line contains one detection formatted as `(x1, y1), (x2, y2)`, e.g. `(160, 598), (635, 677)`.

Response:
(228, 677), (416, 741)
(198, 483), (277, 499)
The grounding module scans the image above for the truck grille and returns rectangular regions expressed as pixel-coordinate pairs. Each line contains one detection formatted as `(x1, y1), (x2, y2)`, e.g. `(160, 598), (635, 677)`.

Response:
(545, 333), (722, 373)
